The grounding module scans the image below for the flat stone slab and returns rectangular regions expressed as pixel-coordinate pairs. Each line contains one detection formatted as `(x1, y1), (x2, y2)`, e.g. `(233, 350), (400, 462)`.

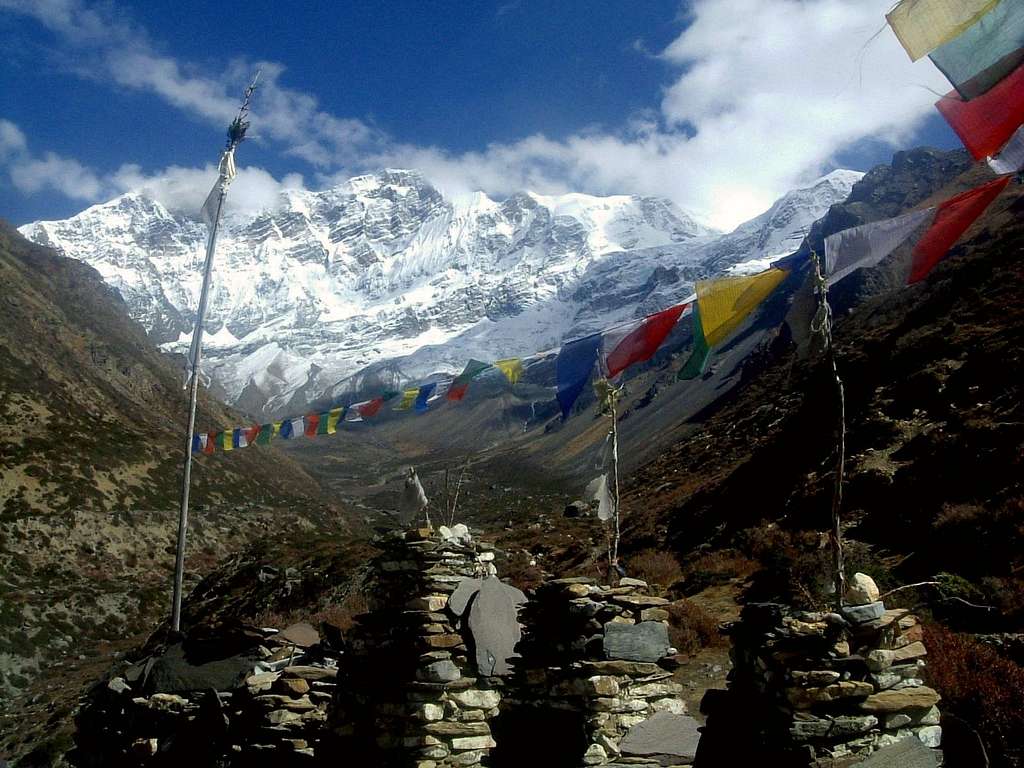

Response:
(603, 621), (670, 663)
(620, 712), (701, 765)
(851, 737), (939, 768)
(278, 622), (319, 648)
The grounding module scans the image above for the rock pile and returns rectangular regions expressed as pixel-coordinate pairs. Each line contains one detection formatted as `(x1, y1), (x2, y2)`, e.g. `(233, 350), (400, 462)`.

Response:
(699, 573), (942, 766)
(329, 528), (513, 767)
(74, 622), (339, 766)
(505, 575), (700, 767)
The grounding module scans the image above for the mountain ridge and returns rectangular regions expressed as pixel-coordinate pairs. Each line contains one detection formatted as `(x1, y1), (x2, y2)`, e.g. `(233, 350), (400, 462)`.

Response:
(19, 169), (862, 418)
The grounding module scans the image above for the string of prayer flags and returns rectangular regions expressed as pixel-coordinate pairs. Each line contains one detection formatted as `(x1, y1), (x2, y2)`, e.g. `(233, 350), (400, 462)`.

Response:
(556, 333), (602, 419)
(825, 176), (1011, 287)
(887, 0), (999, 62)
(929, 0), (1024, 100)
(448, 359), (491, 401)
(395, 388), (419, 411)
(602, 302), (691, 379)
(936, 60), (1024, 160)
(414, 383), (438, 413)
(494, 358), (523, 385)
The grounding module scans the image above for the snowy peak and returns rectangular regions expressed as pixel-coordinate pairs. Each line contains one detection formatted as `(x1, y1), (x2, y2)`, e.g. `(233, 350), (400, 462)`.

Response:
(19, 168), (857, 418)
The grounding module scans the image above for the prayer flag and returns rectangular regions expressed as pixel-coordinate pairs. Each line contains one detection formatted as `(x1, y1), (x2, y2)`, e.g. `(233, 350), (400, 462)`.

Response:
(494, 358), (523, 385)
(556, 334), (602, 419)
(353, 397), (385, 419)
(279, 420), (293, 440)
(221, 430), (233, 452)
(202, 432), (214, 454)
(415, 383), (438, 413)
(325, 407), (344, 434)
(256, 422), (278, 445)
(908, 175), (1011, 283)
(304, 414), (320, 437)
(231, 427), (248, 449)
(989, 125), (1024, 173)
(191, 433), (204, 453)
(602, 303), (691, 379)
(936, 60), (1024, 160)
(395, 388), (419, 411)
(677, 304), (711, 380)
(929, 0), (1024, 100)
(447, 382), (470, 402)
(200, 148), (238, 225)
(244, 424), (260, 445)
(697, 270), (787, 348)
(887, 0), (999, 61)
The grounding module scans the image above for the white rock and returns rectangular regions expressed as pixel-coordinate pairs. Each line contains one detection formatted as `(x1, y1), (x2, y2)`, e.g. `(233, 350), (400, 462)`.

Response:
(845, 572), (880, 606)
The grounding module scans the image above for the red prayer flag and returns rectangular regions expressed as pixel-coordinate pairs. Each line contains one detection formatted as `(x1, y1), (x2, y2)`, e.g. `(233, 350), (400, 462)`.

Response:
(909, 175), (1010, 283)
(447, 382), (470, 401)
(203, 433), (215, 454)
(604, 303), (689, 379)
(936, 59), (1024, 160)
(244, 424), (260, 445)
(358, 397), (384, 418)
(304, 414), (320, 437)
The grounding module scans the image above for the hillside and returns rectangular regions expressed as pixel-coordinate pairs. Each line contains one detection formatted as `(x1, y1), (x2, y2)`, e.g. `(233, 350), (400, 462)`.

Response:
(0, 222), (352, 756)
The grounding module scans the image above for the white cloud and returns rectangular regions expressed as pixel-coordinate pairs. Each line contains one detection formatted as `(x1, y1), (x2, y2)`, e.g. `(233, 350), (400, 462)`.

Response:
(110, 163), (305, 217)
(8, 151), (104, 199)
(2, 0), (952, 229)
(0, 118), (28, 159)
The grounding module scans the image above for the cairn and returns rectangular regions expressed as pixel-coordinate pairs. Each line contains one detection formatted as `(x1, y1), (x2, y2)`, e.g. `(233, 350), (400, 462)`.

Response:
(329, 526), (516, 767)
(700, 572), (942, 766)
(505, 575), (700, 767)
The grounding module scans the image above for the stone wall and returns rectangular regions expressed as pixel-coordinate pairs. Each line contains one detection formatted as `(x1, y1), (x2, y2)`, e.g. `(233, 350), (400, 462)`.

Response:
(699, 574), (943, 767)
(73, 623), (339, 766)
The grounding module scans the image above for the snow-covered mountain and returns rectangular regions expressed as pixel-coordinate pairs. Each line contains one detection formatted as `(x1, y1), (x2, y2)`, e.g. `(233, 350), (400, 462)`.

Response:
(19, 168), (861, 417)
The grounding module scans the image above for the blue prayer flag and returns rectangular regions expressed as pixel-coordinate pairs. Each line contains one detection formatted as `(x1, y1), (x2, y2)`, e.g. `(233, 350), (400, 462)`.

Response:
(414, 383), (437, 413)
(556, 334), (602, 419)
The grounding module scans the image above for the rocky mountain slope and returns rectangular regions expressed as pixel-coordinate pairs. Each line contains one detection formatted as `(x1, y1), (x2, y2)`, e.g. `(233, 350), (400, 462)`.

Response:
(19, 169), (861, 418)
(0, 221), (351, 719)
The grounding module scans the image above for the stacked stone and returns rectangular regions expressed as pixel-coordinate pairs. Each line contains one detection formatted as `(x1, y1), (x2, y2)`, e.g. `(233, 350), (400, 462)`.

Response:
(706, 573), (942, 766)
(330, 528), (502, 768)
(73, 624), (338, 767)
(511, 576), (696, 767)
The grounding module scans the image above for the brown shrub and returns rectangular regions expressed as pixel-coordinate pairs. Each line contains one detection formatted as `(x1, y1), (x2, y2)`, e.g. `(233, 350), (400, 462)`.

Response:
(675, 549), (758, 596)
(665, 599), (725, 655)
(628, 549), (683, 588)
(251, 590), (369, 634)
(925, 623), (1024, 766)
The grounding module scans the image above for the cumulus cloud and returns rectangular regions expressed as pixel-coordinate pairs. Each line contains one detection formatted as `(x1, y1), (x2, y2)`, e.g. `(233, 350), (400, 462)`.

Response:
(0, 116), (301, 216)
(375, 0), (948, 229)
(110, 163), (305, 217)
(2, 0), (951, 229)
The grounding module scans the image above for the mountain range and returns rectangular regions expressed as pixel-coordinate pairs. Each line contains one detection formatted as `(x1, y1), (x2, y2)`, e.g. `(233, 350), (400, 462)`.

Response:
(19, 169), (862, 418)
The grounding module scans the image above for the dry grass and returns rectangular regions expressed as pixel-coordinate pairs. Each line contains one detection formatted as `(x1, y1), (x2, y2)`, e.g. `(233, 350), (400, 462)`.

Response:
(665, 599), (726, 655)
(628, 549), (683, 588)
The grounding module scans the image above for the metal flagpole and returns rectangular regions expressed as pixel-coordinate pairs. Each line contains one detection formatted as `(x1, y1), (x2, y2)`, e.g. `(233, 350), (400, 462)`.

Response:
(170, 74), (259, 633)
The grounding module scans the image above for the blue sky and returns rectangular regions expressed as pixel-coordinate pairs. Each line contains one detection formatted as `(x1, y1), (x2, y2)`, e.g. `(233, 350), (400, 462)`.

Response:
(1, 0), (960, 229)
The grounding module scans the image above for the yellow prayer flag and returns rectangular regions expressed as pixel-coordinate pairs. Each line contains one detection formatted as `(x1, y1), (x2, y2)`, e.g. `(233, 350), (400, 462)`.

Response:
(494, 358), (523, 385)
(395, 387), (419, 410)
(697, 269), (787, 348)
(327, 407), (344, 434)
(886, 0), (998, 61)
(221, 431), (233, 452)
